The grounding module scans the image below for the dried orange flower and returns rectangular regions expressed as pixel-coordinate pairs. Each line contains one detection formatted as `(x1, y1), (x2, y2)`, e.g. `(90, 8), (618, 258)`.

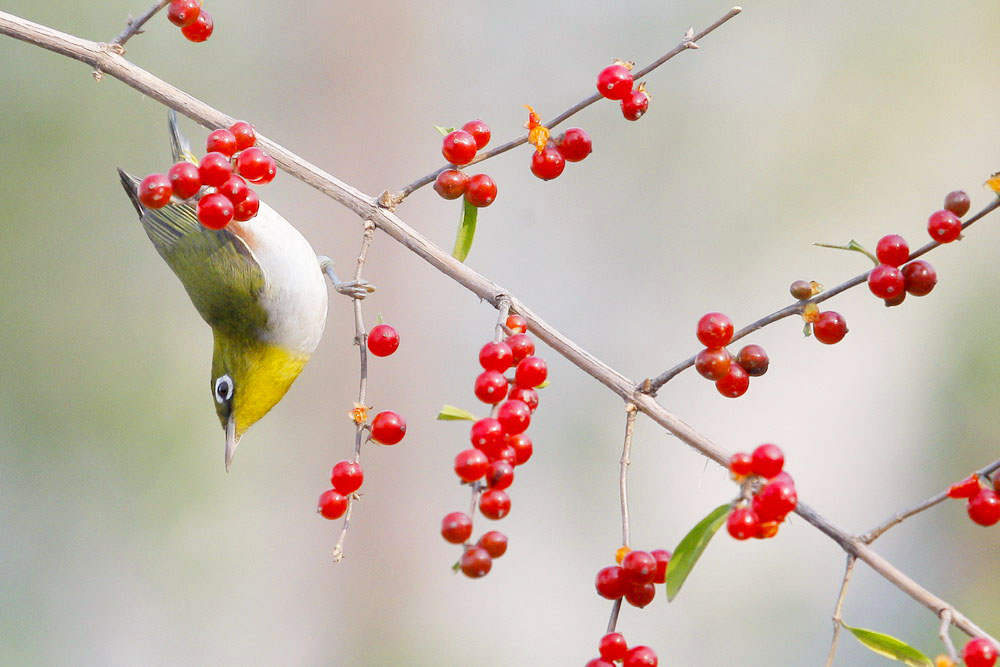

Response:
(615, 546), (631, 564)
(523, 105), (550, 152)
(348, 402), (370, 425)
(985, 171), (1000, 194)
(802, 302), (821, 323)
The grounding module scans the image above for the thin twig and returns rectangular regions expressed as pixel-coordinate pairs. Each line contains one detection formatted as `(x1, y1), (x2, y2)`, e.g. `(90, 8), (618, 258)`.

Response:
(824, 555), (857, 667)
(109, 0), (170, 51)
(387, 6), (743, 204)
(940, 609), (959, 663)
(495, 297), (512, 344)
(619, 403), (638, 547)
(606, 598), (623, 635)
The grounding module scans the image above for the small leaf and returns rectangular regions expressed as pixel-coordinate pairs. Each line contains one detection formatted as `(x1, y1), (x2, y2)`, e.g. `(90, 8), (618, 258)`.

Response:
(841, 622), (933, 667)
(452, 199), (478, 262)
(535, 379), (551, 389)
(665, 503), (731, 601)
(435, 125), (456, 136)
(814, 239), (878, 265)
(803, 321), (812, 337)
(437, 405), (477, 421)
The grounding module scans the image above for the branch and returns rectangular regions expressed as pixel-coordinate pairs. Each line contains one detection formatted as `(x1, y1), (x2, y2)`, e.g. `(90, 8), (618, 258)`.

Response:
(824, 555), (857, 667)
(109, 0), (171, 51)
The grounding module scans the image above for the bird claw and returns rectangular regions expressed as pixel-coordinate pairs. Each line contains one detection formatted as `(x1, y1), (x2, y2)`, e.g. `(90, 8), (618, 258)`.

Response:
(335, 280), (376, 300)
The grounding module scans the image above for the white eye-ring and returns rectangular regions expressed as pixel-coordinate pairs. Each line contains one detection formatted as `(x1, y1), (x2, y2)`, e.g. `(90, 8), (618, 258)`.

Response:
(214, 374), (234, 404)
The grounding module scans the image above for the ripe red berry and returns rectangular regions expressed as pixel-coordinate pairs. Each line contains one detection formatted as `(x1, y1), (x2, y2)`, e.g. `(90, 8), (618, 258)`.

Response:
(621, 550), (657, 585)
(197, 192), (234, 229)
(330, 460), (364, 495)
(367, 323), (400, 357)
(479, 341), (513, 372)
(497, 400), (531, 435)
(247, 155), (277, 185)
(868, 265), (905, 300)
(370, 410), (406, 445)
(530, 146), (565, 180)
(753, 478), (798, 522)
(506, 333), (535, 363)
(479, 489), (511, 520)
(459, 546), (492, 578)
(727, 506), (760, 540)
(927, 209), (961, 243)
(454, 448), (489, 483)
(167, 0), (200, 27)
(650, 549), (671, 584)
(505, 314), (528, 334)
(470, 418), (505, 454)
(730, 452), (753, 477)
(624, 581), (655, 608)
(736, 344), (769, 377)
(515, 356), (548, 388)
(477, 531), (508, 558)
(493, 445), (517, 466)
(485, 459), (514, 490)
(595, 565), (626, 599)
(947, 474), (982, 499)
(624, 646), (658, 667)
(229, 121), (256, 150)
(206, 129), (238, 157)
(167, 161), (201, 200)
(813, 311), (848, 344)
(233, 189), (260, 222)
(433, 169), (468, 200)
(695, 347), (731, 381)
(596, 64), (634, 101)
(508, 386), (539, 412)
(696, 312), (734, 348)
(967, 488), (1000, 526)
(555, 127), (592, 162)
(875, 234), (910, 267)
(461, 120), (491, 149)
(198, 152), (232, 188)
(217, 175), (249, 206)
(474, 370), (509, 404)
(586, 660), (615, 667)
(442, 130), (478, 166)
(235, 147), (270, 182)
(944, 190), (971, 218)
(902, 260), (937, 296)
(138, 173), (172, 209)
(751, 444), (785, 479)
(441, 511), (473, 544)
(180, 9), (213, 42)
(963, 638), (998, 667)
(317, 489), (348, 519)
(507, 433), (533, 465)
(464, 173), (497, 207)
(715, 362), (749, 398)
(599, 633), (628, 662)
(621, 89), (650, 121)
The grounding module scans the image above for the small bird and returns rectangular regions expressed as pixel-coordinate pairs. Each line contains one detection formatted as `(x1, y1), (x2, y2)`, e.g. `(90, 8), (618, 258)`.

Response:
(119, 112), (372, 471)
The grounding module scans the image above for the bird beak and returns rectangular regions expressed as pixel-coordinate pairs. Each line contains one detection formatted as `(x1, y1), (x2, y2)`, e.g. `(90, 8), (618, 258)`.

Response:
(225, 414), (241, 472)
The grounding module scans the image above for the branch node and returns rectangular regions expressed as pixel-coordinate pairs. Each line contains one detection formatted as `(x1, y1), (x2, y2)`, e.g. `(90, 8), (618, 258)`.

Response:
(686, 41), (700, 50)
(377, 190), (401, 211)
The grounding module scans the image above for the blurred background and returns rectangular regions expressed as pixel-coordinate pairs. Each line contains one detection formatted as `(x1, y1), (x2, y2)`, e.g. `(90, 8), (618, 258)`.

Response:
(1, 1), (998, 664)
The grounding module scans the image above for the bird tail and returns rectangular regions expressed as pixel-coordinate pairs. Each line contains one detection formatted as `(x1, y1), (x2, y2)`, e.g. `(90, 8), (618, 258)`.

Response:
(167, 109), (197, 164)
(118, 168), (144, 217)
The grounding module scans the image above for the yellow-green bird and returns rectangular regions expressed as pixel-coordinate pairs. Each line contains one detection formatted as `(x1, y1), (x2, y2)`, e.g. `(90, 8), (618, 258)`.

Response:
(119, 112), (372, 471)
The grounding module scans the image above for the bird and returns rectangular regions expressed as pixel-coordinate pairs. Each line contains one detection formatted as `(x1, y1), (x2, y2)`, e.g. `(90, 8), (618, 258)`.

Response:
(119, 111), (373, 471)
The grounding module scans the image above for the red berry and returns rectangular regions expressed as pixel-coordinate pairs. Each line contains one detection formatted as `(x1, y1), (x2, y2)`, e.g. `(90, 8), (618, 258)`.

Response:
(596, 64), (634, 101)
(508, 386), (539, 412)
(902, 260), (937, 296)
(442, 130), (478, 166)
(964, 638), (998, 667)
(247, 155), (277, 185)
(586, 660), (615, 667)
(736, 344), (769, 377)
(507, 433), (533, 465)
(599, 633), (628, 662)
(477, 531), (508, 558)
(229, 121), (256, 150)
(235, 147), (270, 182)
(367, 323), (400, 357)
(696, 312), (734, 348)
(206, 129), (238, 158)
(967, 488), (1000, 526)
(555, 127), (592, 162)
(595, 565), (626, 599)
(461, 119), (491, 149)
(464, 173), (497, 207)
(198, 152), (232, 188)
(624, 646), (658, 667)
(624, 581), (655, 608)
(813, 311), (848, 344)
(470, 418), (505, 455)
(167, 0), (200, 27)
(138, 173), (172, 208)
(753, 478), (798, 522)
(459, 546), (492, 578)
(621, 89), (649, 121)
(751, 443), (784, 479)
(515, 356), (548, 388)
(730, 452), (753, 477)
(479, 341), (513, 372)
(474, 370), (508, 404)
(695, 347), (731, 381)
(441, 511), (473, 544)
(944, 190), (971, 218)
(875, 234), (910, 267)
(167, 161), (201, 200)
(485, 459), (514, 490)
(317, 489), (348, 519)
(530, 146), (565, 180)
(479, 489), (511, 520)
(493, 445), (517, 466)
(868, 265), (905, 300)
(927, 209), (961, 243)
(454, 448), (489, 483)
(715, 362), (749, 398)
(370, 410), (406, 445)
(650, 549), (671, 584)
(433, 169), (468, 200)
(621, 550), (656, 585)
(497, 400), (531, 435)
(180, 9), (213, 42)
(727, 506), (760, 540)
(948, 474), (982, 499)
(505, 314), (528, 334)
(506, 333), (535, 363)
(217, 175), (249, 206)
(233, 189), (260, 221)
(197, 192), (234, 229)
(330, 460), (363, 495)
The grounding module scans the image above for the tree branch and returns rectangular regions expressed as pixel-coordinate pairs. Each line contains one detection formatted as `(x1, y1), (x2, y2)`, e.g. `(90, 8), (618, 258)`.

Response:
(109, 0), (170, 51)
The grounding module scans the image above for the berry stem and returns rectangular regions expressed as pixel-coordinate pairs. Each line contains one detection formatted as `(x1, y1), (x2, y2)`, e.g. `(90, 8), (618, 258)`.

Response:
(109, 0), (171, 52)
(823, 555), (857, 667)
(495, 297), (512, 344)
(606, 598), (623, 635)
(939, 609), (960, 665)
(619, 403), (637, 548)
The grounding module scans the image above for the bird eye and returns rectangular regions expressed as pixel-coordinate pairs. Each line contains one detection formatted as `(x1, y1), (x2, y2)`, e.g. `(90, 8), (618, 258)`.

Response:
(214, 374), (233, 404)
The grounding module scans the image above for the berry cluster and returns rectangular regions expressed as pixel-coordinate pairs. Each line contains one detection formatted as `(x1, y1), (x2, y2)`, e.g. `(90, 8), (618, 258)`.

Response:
(693, 312), (769, 398)
(522, 105), (593, 181)
(441, 314), (547, 578)
(596, 62), (651, 121)
(594, 547), (672, 609)
(962, 637), (998, 667)
(166, 0), (213, 42)
(946, 470), (1000, 527)
(137, 121), (278, 230)
(434, 120), (498, 208)
(726, 444), (798, 540)
(586, 632), (659, 667)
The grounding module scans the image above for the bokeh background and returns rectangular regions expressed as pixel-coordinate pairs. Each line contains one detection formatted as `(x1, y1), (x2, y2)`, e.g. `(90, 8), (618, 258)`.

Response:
(1, 1), (998, 664)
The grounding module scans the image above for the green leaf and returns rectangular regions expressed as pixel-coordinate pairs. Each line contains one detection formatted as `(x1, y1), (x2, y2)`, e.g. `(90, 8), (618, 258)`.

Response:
(434, 125), (456, 136)
(451, 199), (478, 262)
(437, 405), (477, 421)
(841, 622), (933, 667)
(535, 379), (551, 389)
(665, 503), (731, 601)
(803, 321), (813, 337)
(813, 239), (878, 265)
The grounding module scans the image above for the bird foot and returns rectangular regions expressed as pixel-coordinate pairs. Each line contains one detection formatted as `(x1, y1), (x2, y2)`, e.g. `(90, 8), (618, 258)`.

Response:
(318, 256), (376, 300)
